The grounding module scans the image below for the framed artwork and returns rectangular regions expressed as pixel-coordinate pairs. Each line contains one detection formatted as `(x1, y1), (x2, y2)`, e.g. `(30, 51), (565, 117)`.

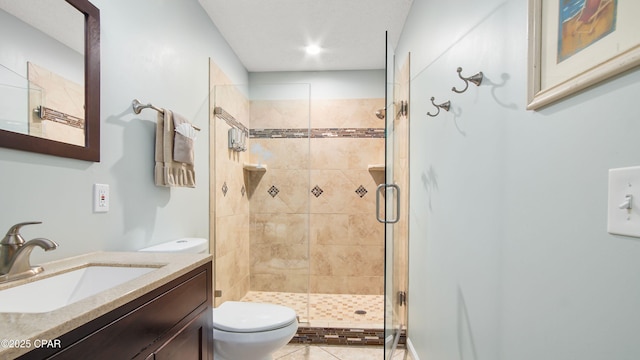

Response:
(527, 0), (640, 110)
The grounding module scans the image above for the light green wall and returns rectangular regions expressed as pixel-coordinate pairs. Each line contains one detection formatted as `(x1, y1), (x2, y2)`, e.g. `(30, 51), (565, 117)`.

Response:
(399, 0), (640, 359)
(0, 0), (247, 262)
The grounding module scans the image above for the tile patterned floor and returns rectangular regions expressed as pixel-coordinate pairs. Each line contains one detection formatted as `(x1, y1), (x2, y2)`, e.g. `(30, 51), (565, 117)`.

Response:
(239, 292), (408, 359)
(273, 344), (414, 360)
(240, 291), (384, 328)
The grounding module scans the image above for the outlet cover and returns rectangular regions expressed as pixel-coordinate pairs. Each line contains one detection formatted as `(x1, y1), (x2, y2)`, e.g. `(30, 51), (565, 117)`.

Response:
(93, 183), (109, 213)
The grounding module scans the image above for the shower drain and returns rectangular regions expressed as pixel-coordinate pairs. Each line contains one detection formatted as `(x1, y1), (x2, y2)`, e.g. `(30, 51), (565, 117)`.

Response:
(354, 310), (367, 315)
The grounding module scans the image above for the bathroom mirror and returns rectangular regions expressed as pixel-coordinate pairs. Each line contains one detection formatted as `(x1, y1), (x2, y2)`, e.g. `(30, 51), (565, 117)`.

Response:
(0, 0), (100, 162)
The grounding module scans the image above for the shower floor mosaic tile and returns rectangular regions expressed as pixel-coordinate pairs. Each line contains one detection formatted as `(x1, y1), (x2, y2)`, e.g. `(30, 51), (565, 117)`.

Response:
(273, 344), (413, 360)
(240, 291), (384, 328)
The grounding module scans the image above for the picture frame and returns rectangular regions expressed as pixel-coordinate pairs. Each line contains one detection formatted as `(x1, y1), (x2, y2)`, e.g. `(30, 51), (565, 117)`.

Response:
(527, 0), (640, 110)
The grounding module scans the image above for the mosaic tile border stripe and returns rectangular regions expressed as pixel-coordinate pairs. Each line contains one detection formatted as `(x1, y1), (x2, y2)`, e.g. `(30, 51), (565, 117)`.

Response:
(39, 106), (85, 129)
(251, 128), (385, 139)
(290, 326), (406, 347)
(214, 106), (249, 132)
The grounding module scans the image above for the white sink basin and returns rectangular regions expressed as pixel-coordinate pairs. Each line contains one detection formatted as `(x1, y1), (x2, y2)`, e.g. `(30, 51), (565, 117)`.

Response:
(0, 265), (157, 313)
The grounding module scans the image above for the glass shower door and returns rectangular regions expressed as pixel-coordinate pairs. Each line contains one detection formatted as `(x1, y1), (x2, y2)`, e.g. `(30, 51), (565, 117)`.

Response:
(382, 33), (409, 359)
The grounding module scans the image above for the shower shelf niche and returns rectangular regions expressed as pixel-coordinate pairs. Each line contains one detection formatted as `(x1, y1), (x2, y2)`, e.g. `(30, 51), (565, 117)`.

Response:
(368, 164), (385, 172)
(243, 163), (267, 172)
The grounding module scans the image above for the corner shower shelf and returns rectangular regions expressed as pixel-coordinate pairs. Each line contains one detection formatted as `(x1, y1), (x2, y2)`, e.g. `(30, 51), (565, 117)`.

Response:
(243, 163), (267, 172)
(367, 164), (385, 172)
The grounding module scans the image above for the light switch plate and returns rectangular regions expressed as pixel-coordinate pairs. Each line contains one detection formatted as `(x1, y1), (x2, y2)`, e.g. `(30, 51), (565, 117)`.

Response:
(608, 166), (640, 237)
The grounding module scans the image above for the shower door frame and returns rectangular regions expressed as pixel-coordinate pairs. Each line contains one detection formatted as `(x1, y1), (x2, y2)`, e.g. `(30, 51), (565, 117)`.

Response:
(382, 32), (399, 358)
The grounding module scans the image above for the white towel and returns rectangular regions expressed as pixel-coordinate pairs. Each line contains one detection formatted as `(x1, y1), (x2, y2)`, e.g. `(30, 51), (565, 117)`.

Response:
(172, 112), (196, 164)
(154, 109), (196, 188)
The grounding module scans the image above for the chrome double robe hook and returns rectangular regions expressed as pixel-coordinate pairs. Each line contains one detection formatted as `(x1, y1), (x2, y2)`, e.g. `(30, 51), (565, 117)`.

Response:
(451, 67), (483, 93)
(427, 97), (451, 117)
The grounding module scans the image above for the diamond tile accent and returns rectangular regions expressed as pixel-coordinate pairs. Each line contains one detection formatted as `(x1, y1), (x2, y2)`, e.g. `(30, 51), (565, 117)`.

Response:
(241, 185), (246, 197)
(355, 185), (368, 198)
(268, 185), (280, 198)
(222, 182), (228, 196)
(311, 185), (324, 198)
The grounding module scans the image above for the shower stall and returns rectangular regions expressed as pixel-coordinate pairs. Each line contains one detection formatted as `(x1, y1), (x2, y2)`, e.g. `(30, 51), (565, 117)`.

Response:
(210, 77), (388, 338)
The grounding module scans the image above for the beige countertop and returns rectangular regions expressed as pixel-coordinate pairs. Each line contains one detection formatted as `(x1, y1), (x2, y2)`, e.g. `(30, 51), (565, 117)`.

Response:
(0, 251), (212, 359)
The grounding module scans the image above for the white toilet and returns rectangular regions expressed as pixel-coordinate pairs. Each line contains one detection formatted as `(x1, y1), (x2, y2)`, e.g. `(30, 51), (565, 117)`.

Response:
(139, 238), (298, 360)
(138, 237), (209, 254)
(212, 301), (298, 360)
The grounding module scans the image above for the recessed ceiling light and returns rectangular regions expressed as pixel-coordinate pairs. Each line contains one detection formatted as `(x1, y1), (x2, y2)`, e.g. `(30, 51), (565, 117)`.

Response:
(305, 44), (322, 55)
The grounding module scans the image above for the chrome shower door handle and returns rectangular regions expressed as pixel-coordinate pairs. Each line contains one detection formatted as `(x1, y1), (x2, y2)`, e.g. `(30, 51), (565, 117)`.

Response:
(376, 184), (400, 224)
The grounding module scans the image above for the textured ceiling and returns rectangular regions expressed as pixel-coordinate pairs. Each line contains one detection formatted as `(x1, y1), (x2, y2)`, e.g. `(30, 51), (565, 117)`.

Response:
(198, 0), (413, 72)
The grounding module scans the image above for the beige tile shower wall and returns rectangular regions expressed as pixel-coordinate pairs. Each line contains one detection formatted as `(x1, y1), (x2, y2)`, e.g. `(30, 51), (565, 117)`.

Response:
(309, 135), (385, 295)
(248, 134), (311, 292)
(209, 59), (251, 306)
(250, 99), (309, 129)
(249, 98), (385, 295)
(312, 98), (385, 295)
(311, 98), (385, 128)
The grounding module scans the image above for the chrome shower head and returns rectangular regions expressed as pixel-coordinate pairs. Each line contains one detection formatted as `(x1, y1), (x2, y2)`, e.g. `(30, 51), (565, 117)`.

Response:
(375, 108), (385, 120)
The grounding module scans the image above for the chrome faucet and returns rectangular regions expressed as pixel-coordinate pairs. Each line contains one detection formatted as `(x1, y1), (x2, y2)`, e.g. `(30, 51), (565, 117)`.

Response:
(0, 221), (58, 283)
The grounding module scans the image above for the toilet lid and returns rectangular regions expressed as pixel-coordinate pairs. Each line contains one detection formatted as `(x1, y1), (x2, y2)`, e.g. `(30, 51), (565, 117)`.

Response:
(212, 301), (297, 333)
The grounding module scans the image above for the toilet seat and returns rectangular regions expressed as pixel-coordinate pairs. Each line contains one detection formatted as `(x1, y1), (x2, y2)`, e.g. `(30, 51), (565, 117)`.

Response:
(212, 301), (297, 333)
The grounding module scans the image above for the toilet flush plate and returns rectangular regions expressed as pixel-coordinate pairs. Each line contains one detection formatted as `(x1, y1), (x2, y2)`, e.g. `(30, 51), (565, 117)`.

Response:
(608, 166), (640, 237)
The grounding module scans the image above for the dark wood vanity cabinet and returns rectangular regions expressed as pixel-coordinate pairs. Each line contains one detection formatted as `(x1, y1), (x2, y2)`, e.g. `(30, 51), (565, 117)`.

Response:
(148, 309), (209, 360)
(19, 262), (213, 360)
